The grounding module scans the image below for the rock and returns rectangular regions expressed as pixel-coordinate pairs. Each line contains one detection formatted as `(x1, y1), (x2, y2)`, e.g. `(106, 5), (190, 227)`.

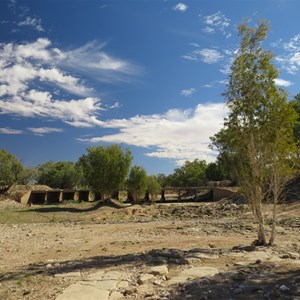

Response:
(95, 280), (119, 290)
(160, 290), (170, 297)
(86, 270), (105, 280)
(138, 274), (155, 285)
(150, 265), (169, 276)
(167, 266), (219, 286)
(280, 254), (290, 259)
(233, 287), (244, 294)
(279, 285), (290, 292)
(56, 284), (109, 300)
(287, 252), (300, 259)
(54, 272), (81, 278)
(181, 266), (219, 278)
(117, 280), (129, 288)
(109, 291), (124, 299)
(153, 279), (163, 286)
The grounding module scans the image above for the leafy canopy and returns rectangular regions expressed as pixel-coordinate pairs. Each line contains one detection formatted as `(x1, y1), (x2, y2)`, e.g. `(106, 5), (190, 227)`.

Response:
(78, 144), (132, 198)
(37, 161), (78, 189)
(0, 149), (23, 187)
(126, 166), (148, 202)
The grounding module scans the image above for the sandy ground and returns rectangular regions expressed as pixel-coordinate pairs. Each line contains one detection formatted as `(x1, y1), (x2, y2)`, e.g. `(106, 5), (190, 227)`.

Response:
(0, 200), (299, 299)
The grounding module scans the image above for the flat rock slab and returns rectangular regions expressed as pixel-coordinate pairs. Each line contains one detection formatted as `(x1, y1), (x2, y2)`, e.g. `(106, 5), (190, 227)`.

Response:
(56, 283), (109, 300)
(167, 266), (219, 286)
(109, 291), (124, 300)
(87, 270), (124, 281)
(181, 266), (219, 278)
(227, 251), (270, 261)
(95, 279), (119, 290)
(54, 271), (82, 278)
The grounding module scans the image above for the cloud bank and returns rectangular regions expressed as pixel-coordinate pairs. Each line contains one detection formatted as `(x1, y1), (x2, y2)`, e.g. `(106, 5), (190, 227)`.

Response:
(0, 38), (138, 127)
(79, 103), (228, 165)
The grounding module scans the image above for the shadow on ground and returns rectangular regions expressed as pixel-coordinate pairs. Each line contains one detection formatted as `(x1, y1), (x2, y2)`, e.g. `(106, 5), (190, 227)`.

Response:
(1, 246), (300, 299)
(169, 264), (300, 300)
(22, 199), (131, 214)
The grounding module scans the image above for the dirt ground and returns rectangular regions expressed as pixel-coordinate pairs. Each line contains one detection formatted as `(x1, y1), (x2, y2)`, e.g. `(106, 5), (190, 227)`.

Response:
(0, 199), (299, 299)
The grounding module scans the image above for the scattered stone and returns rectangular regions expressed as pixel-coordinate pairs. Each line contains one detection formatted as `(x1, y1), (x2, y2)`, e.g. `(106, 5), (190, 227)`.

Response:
(279, 285), (290, 292)
(117, 280), (129, 288)
(150, 265), (169, 276)
(232, 244), (256, 252)
(280, 254), (290, 259)
(109, 291), (124, 299)
(287, 252), (300, 259)
(138, 274), (155, 285)
(153, 279), (163, 286)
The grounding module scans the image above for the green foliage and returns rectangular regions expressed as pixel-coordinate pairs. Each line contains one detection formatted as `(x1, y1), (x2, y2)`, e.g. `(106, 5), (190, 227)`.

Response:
(78, 144), (132, 199)
(37, 161), (78, 189)
(126, 166), (148, 202)
(0, 149), (23, 187)
(147, 175), (161, 200)
(18, 166), (39, 185)
(170, 159), (207, 187)
(156, 173), (170, 188)
(211, 20), (299, 245)
(205, 162), (226, 181)
(289, 93), (300, 146)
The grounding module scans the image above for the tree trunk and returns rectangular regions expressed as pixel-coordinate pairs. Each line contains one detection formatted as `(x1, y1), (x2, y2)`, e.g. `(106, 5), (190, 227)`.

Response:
(269, 195), (278, 246)
(255, 203), (267, 246)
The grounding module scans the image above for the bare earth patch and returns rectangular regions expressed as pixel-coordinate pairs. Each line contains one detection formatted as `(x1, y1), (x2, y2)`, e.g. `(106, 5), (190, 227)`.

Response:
(0, 200), (299, 299)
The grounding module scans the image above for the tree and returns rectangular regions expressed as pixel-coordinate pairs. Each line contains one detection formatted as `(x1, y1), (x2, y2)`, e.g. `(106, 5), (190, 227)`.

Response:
(78, 144), (132, 199)
(205, 162), (226, 181)
(290, 93), (300, 146)
(126, 166), (148, 202)
(147, 175), (161, 200)
(0, 149), (23, 187)
(18, 166), (40, 185)
(37, 161), (78, 189)
(170, 159), (207, 187)
(211, 20), (299, 246)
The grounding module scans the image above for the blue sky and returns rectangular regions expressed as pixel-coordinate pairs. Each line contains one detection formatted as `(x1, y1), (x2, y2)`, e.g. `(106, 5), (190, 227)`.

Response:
(1, 0), (300, 175)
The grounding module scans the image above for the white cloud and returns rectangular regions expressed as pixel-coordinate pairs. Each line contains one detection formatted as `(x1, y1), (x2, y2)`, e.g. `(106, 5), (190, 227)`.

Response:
(196, 49), (224, 64)
(62, 41), (141, 83)
(0, 127), (22, 134)
(0, 38), (139, 127)
(182, 48), (223, 64)
(275, 34), (300, 74)
(202, 11), (231, 37)
(203, 79), (227, 88)
(173, 3), (188, 12)
(27, 127), (64, 135)
(180, 88), (196, 97)
(274, 78), (293, 87)
(202, 27), (215, 34)
(79, 103), (228, 164)
(18, 16), (44, 32)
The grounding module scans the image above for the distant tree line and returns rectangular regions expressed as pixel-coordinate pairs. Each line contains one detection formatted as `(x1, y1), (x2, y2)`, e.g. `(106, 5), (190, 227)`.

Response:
(0, 143), (235, 202)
